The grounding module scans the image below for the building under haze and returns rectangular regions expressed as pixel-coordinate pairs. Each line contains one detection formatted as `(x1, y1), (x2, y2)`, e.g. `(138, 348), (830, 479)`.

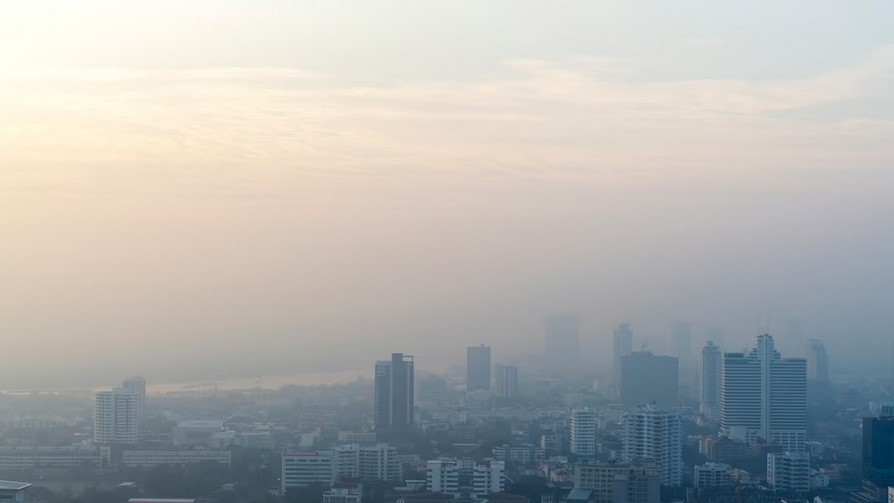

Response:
(466, 345), (491, 392)
(374, 353), (415, 435)
(495, 364), (518, 400)
(808, 339), (830, 382)
(620, 351), (678, 407)
(94, 387), (141, 444)
(669, 322), (692, 369)
(544, 314), (580, 366)
(622, 408), (683, 487)
(720, 335), (807, 452)
(570, 408), (597, 457)
(613, 323), (634, 398)
(415, 377), (448, 410)
(862, 416), (894, 486)
(121, 376), (146, 428)
(700, 341), (722, 418)
(574, 459), (660, 503)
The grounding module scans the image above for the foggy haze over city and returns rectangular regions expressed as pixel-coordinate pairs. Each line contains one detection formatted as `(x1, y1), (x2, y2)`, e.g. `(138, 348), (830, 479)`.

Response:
(2, 2), (893, 390)
(5, 4), (894, 503)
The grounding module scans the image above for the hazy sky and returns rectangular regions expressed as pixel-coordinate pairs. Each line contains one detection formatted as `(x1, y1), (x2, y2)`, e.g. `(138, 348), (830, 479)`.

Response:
(2, 1), (893, 388)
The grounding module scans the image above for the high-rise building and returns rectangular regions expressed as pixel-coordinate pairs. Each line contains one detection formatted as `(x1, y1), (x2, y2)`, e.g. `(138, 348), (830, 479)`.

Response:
(863, 416), (894, 486)
(669, 322), (692, 368)
(544, 314), (580, 365)
(570, 408), (597, 457)
(620, 351), (679, 407)
(700, 341), (722, 417)
(467, 345), (491, 392)
(720, 335), (807, 452)
(94, 388), (140, 444)
(375, 353), (414, 433)
(495, 365), (518, 400)
(622, 409), (683, 487)
(767, 451), (810, 492)
(808, 340), (830, 382)
(613, 323), (634, 396)
(415, 377), (448, 409)
(121, 376), (146, 427)
(574, 459), (660, 503)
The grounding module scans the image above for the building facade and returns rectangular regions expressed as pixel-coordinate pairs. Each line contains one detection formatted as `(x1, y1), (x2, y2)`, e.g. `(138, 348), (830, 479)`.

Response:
(620, 352), (679, 407)
(720, 334), (807, 452)
(467, 345), (491, 392)
(622, 409), (683, 487)
(375, 353), (415, 433)
(767, 451), (810, 492)
(94, 388), (140, 444)
(699, 341), (722, 417)
(570, 408), (597, 457)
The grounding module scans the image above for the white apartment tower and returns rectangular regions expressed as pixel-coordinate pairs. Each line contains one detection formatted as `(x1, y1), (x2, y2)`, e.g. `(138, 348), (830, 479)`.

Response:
(473, 459), (506, 497)
(427, 459), (460, 494)
(720, 334), (807, 452)
(700, 341), (722, 417)
(622, 409), (683, 487)
(121, 376), (146, 427)
(94, 388), (140, 444)
(570, 408), (597, 457)
(767, 451), (810, 492)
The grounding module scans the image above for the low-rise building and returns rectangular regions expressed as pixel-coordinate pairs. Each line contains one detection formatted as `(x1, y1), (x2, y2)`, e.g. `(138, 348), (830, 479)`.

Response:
(120, 448), (231, 467)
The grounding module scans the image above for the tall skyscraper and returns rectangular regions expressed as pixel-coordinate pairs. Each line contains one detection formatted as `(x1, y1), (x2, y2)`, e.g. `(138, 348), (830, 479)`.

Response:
(622, 408), (683, 487)
(570, 408), (597, 457)
(807, 339), (829, 382)
(466, 344), (491, 392)
(863, 416), (894, 486)
(374, 353), (414, 432)
(121, 376), (146, 427)
(700, 341), (722, 417)
(720, 335), (807, 452)
(620, 351), (679, 407)
(613, 323), (634, 397)
(495, 365), (518, 399)
(94, 387), (140, 444)
(544, 314), (580, 365)
(669, 322), (692, 368)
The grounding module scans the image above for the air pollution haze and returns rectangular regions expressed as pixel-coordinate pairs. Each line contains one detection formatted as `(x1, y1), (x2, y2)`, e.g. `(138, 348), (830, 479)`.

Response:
(2, 1), (893, 389)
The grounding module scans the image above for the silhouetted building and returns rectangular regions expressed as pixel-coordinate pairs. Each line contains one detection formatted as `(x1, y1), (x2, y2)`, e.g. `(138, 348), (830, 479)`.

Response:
(375, 353), (414, 434)
(620, 351), (678, 407)
(544, 314), (580, 365)
(416, 377), (448, 409)
(699, 341), (722, 417)
(495, 364), (518, 399)
(467, 345), (491, 392)
(720, 335), (806, 452)
(612, 323), (633, 397)
(863, 416), (894, 486)
(807, 340), (829, 382)
(669, 322), (692, 369)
